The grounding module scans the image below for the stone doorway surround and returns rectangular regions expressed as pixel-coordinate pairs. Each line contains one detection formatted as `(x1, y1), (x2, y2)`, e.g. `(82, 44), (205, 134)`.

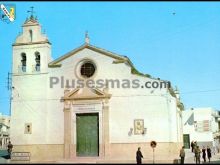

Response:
(61, 87), (111, 159)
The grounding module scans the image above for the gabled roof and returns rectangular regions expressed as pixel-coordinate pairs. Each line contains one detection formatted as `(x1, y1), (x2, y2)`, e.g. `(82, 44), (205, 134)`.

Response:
(48, 43), (133, 67)
(48, 43), (156, 78)
(48, 43), (178, 98)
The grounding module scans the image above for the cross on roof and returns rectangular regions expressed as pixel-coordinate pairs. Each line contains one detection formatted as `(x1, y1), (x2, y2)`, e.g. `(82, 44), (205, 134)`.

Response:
(27, 6), (35, 17)
(85, 31), (90, 44)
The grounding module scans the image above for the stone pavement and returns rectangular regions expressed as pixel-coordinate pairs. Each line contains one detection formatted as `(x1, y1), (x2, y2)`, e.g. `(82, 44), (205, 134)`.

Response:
(184, 149), (220, 164)
(1, 149), (220, 164)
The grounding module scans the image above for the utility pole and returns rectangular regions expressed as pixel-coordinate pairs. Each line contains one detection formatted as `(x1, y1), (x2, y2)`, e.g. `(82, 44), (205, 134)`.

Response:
(7, 72), (12, 116)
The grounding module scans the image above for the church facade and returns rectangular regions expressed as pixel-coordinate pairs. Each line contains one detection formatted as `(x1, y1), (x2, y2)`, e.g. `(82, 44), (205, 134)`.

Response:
(10, 15), (184, 162)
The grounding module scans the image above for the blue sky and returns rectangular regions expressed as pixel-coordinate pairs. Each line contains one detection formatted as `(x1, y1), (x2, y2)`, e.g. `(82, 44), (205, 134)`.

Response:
(0, 2), (220, 115)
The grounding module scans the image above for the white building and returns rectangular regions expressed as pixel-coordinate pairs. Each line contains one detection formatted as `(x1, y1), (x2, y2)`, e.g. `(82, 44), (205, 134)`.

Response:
(182, 107), (220, 153)
(0, 113), (10, 149)
(10, 15), (184, 162)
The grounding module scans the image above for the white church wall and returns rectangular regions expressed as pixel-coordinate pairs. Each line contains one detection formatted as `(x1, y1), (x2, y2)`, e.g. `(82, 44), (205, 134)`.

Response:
(45, 100), (64, 144)
(109, 96), (170, 143)
(11, 73), (48, 144)
(10, 15), (184, 161)
(55, 48), (131, 81)
(15, 22), (47, 43)
(12, 44), (51, 74)
(46, 47), (181, 144)
(168, 96), (180, 142)
(10, 100), (47, 144)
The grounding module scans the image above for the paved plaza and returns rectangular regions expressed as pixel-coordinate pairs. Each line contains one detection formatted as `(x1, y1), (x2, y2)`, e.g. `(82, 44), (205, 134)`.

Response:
(184, 149), (220, 164)
(1, 149), (220, 164)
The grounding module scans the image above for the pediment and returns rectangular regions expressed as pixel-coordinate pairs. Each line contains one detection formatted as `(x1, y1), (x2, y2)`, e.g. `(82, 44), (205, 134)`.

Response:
(48, 44), (132, 68)
(48, 43), (154, 80)
(62, 87), (111, 101)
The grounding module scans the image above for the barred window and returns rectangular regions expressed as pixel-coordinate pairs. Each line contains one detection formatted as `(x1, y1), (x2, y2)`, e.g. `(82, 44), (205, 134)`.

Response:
(80, 62), (96, 78)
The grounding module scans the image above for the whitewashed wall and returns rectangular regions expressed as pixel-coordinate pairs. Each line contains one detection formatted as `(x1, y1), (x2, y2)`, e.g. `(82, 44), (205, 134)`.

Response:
(183, 108), (219, 146)
(11, 20), (183, 146)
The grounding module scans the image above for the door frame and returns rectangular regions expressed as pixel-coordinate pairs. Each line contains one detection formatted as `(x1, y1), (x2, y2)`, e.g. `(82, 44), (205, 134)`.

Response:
(76, 112), (99, 157)
(72, 102), (103, 157)
(183, 134), (190, 149)
(63, 87), (111, 159)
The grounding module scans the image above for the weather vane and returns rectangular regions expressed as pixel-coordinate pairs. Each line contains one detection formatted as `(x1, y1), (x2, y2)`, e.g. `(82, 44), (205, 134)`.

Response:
(27, 6), (35, 18)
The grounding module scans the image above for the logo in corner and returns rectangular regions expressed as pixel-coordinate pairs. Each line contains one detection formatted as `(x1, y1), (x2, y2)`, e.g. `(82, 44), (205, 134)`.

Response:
(0, 4), (16, 23)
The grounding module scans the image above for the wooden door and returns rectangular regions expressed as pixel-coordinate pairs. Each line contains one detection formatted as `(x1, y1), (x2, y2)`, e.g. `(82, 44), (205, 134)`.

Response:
(76, 113), (99, 156)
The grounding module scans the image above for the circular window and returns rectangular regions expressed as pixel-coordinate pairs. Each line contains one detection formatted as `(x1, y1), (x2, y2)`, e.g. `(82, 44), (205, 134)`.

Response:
(80, 61), (96, 78)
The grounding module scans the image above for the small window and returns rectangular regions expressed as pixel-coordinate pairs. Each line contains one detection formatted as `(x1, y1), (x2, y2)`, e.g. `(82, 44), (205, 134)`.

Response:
(21, 53), (26, 72)
(80, 61), (96, 78)
(24, 123), (32, 134)
(29, 29), (33, 42)
(35, 52), (40, 72)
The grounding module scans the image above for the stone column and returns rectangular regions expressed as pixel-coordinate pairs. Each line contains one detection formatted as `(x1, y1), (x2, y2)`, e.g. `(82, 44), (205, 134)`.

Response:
(3, 138), (5, 149)
(70, 110), (75, 159)
(0, 138), (2, 148)
(103, 99), (110, 158)
(63, 101), (72, 159)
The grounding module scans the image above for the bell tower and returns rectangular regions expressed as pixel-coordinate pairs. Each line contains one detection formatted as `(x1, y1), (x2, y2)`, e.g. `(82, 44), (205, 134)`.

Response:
(10, 8), (52, 147)
(12, 8), (52, 74)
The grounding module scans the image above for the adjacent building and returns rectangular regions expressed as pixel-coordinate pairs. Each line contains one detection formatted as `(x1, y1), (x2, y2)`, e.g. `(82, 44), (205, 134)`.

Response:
(0, 113), (10, 149)
(10, 14), (184, 162)
(182, 107), (220, 153)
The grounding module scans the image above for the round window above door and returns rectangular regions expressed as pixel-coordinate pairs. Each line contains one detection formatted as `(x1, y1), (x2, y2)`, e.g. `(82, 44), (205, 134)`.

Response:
(80, 61), (96, 78)
(75, 59), (97, 80)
